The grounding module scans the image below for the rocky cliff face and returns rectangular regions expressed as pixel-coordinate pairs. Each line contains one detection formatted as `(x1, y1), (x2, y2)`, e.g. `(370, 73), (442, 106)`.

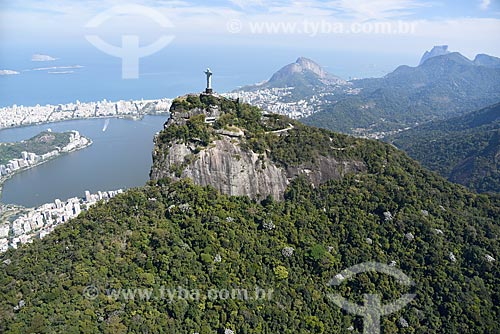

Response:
(474, 54), (500, 68)
(150, 94), (366, 200)
(151, 137), (289, 199)
(419, 45), (450, 65)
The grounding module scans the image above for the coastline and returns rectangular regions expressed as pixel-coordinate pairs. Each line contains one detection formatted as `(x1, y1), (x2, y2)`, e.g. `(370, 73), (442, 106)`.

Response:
(0, 109), (170, 222)
(0, 136), (93, 207)
(0, 111), (169, 132)
(0, 96), (172, 132)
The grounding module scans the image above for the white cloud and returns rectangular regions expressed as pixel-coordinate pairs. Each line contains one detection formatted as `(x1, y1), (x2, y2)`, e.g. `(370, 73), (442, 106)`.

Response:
(48, 71), (75, 74)
(31, 65), (84, 71)
(0, 70), (20, 75)
(227, 0), (427, 19)
(480, 0), (491, 10)
(32, 54), (58, 62)
(3, 0), (500, 59)
(326, 0), (431, 21)
(229, 0), (265, 9)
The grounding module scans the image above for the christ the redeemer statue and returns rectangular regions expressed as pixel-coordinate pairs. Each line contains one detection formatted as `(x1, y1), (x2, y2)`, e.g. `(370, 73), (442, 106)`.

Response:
(204, 68), (213, 94)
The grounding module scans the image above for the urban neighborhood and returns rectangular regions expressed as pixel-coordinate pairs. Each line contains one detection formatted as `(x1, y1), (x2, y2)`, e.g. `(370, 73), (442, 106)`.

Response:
(0, 131), (91, 179)
(0, 189), (124, 253)
(0, 98), (172, 129)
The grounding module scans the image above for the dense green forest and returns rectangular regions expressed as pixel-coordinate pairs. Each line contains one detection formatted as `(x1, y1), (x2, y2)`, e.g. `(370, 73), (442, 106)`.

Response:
(0, 131), (72, 164)
(390, 102), (500, 193)
(0, 174), (498, 333)
(1, 96), (499, 333)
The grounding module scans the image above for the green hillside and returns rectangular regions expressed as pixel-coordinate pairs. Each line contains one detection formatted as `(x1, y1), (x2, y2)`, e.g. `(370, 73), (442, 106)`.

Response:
(0, 131), (72, 165)
(390, 102), (500, 193)
(0, 98), (499, 333)
(303, 53), (500, 135)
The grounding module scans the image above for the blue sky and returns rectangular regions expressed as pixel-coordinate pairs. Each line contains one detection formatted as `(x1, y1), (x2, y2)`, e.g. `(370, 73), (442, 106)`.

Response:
(1, 1), (500, 76)
(1, 0), (499, 106)
(1, 1), (499, 56)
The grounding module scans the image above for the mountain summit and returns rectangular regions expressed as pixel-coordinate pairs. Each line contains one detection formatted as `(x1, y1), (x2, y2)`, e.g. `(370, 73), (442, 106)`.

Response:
(270, 57), (329, 81)
(236, 57), (346, 96)
(419, 46), (500, 68)
(267, 57), (345, 87)
(474, 54), (500, 68)
(150, 93), (365, 200)
(229, 57), (354, 120)
(419, 45), (451, 65)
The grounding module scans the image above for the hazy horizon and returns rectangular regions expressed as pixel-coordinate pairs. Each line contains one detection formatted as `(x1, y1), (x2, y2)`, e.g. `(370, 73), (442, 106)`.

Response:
(1, 0), (500, 106)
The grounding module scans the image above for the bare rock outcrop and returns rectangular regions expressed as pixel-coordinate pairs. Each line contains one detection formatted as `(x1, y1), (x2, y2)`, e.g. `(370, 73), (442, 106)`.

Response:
(150, 94), (367, 200)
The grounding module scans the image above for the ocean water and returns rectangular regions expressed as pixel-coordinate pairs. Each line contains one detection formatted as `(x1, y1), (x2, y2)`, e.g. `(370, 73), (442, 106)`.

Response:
(0, 43), (412, 107)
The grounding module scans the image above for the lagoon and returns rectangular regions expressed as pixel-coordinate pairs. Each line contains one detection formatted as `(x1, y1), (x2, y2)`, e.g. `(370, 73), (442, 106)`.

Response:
(0, 115), (167, 207)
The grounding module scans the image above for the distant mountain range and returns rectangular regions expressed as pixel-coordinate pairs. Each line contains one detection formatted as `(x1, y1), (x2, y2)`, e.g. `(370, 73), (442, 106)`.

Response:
(420, 45), (500, 68)
(389, 102), (500, 193)
(303, 46), (500, 136)
(231, 47), (500, 137)
(230, 48), (500, 192)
